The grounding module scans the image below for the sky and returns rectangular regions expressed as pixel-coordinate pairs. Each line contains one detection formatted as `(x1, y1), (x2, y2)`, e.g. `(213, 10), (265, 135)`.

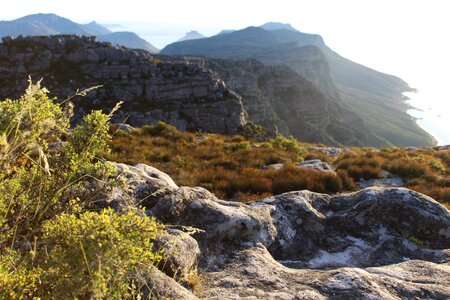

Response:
(1, 0), (449, 144)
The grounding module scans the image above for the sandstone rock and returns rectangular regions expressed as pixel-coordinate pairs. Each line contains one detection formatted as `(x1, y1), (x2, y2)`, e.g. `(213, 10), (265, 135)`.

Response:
(201, 245), (450, 300)
(329, 188), (450, 249)
(91, 163), (450, 298)
(262, 163), (283, 170)
(113, 123), (136, 132)
(142, 267), (198, 300)
(358, 177), (404, 188)
(114, 163), (178, 209)
(299, 159), (334, 172)
(151, 186), (277, 248)
(149, 183), (449, 298)
(154, 228), (201, 280)
(307, 146), (345, 156)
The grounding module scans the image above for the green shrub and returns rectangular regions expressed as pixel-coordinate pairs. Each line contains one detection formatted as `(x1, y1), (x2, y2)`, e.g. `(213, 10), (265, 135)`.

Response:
(270, 135), (306, 161)
(0, 80), (165, 299)
(0, 249), (41, 299)
(412, 154), (446, 173)
(39, 209), (164, 299)
(142, 121), (184, 140)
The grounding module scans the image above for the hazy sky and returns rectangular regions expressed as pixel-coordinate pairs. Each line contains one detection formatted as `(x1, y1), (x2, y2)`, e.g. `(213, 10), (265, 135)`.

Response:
(1, 0), (449, 143)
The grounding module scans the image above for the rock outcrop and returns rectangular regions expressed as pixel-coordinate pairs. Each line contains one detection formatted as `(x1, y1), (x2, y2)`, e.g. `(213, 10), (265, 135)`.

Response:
(206, 58), (368, 145)
(299, 159), (334, 173)
(0, 35), (247, 134)
(105, 162), (450, 299)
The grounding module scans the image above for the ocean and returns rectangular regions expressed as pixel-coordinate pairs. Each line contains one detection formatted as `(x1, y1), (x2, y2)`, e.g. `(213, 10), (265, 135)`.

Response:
(405, 92), (450, 146)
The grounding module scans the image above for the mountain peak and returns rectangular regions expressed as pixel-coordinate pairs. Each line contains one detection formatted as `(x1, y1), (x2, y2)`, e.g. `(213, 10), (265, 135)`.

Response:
(260, 22), (298, 32)
(216, 29), (236, 36)
(178, 30), (205, 42)
(14, 13), (66, 23)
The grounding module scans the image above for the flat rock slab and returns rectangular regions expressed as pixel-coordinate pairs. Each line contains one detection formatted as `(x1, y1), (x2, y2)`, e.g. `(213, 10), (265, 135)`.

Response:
(201, 245), (450, 300)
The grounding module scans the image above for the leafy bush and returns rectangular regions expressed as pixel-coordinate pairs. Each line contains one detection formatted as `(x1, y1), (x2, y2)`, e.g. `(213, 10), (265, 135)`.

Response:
(39, 209), (163, 299)
(269, 135), (306, 161)
(0, 80), (165, 299)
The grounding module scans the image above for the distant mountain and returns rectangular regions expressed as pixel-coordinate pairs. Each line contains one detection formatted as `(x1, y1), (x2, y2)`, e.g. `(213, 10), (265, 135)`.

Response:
(0, 13), (159, 53)
(83, 21), (111, 35)
(161, 23), (436, 147)
(178, 30), (205, 42)
(216, 29), (236, 36)
(260, 22), (298, 32)
(97, 32), (159, 53)
(0, 13), (96, 36)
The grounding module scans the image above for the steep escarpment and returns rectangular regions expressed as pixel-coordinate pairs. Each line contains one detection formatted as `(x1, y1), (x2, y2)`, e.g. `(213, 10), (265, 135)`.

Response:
(162, 25), (436, 147)
(0, 35), (247, 134)
(205, 58), (368, 145)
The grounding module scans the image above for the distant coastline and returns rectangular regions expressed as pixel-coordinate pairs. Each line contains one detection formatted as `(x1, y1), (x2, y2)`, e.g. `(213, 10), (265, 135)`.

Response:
(404, 91), (449, 146)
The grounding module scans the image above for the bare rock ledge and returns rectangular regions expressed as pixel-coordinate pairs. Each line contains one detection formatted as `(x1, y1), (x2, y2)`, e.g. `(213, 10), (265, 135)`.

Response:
(103, 163), (450, 299)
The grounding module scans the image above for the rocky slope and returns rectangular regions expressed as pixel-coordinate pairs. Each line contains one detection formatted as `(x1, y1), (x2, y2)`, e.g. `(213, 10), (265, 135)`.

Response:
(0, 35), (247, 134)
(103, 162), (450, 299)
(162, 25), (436, 147)
(205, 58), (368, 145)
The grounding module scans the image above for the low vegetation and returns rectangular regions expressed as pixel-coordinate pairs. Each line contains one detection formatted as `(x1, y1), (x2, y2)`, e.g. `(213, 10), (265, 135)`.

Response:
(0, 81), (165, 299)
(108, 122), (450, 208)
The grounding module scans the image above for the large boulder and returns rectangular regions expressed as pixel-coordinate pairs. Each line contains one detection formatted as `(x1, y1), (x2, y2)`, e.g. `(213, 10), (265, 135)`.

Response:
(114, 163), (178, 209)
(87, 162), (178, 212)
(329, 188), (450, 249)
(299, 159), (334, 173)
(151, 186), (277, 247)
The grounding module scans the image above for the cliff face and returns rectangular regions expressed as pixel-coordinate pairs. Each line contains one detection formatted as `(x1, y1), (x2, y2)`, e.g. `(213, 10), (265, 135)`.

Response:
(206, 58), (368, 145)
(0, 35), (247, 134)
(162, 26), (437, 147)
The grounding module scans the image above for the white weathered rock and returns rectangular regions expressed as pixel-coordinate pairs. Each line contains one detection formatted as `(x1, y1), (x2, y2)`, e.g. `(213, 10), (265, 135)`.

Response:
(299, 159), (334, 172)
(98, 163), (450, 298)
(114, 162), (178, 208)
(154, 228), (201, 280)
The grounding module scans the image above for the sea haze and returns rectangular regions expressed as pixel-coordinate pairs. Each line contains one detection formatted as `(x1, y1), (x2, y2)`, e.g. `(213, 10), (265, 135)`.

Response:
(406, 91), (450, 145)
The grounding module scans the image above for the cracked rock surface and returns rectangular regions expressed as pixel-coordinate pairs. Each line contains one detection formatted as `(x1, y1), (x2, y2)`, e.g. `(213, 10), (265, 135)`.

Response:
(102, 163), (450, 299)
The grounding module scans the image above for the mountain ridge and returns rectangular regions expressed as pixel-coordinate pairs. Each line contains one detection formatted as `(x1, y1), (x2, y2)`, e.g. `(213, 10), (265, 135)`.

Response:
(0, 13), (159, 53)
(161, 24), (436, 147)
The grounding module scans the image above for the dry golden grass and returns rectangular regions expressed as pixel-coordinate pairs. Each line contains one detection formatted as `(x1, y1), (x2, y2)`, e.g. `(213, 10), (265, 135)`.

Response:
(107, 123), (450, 206)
